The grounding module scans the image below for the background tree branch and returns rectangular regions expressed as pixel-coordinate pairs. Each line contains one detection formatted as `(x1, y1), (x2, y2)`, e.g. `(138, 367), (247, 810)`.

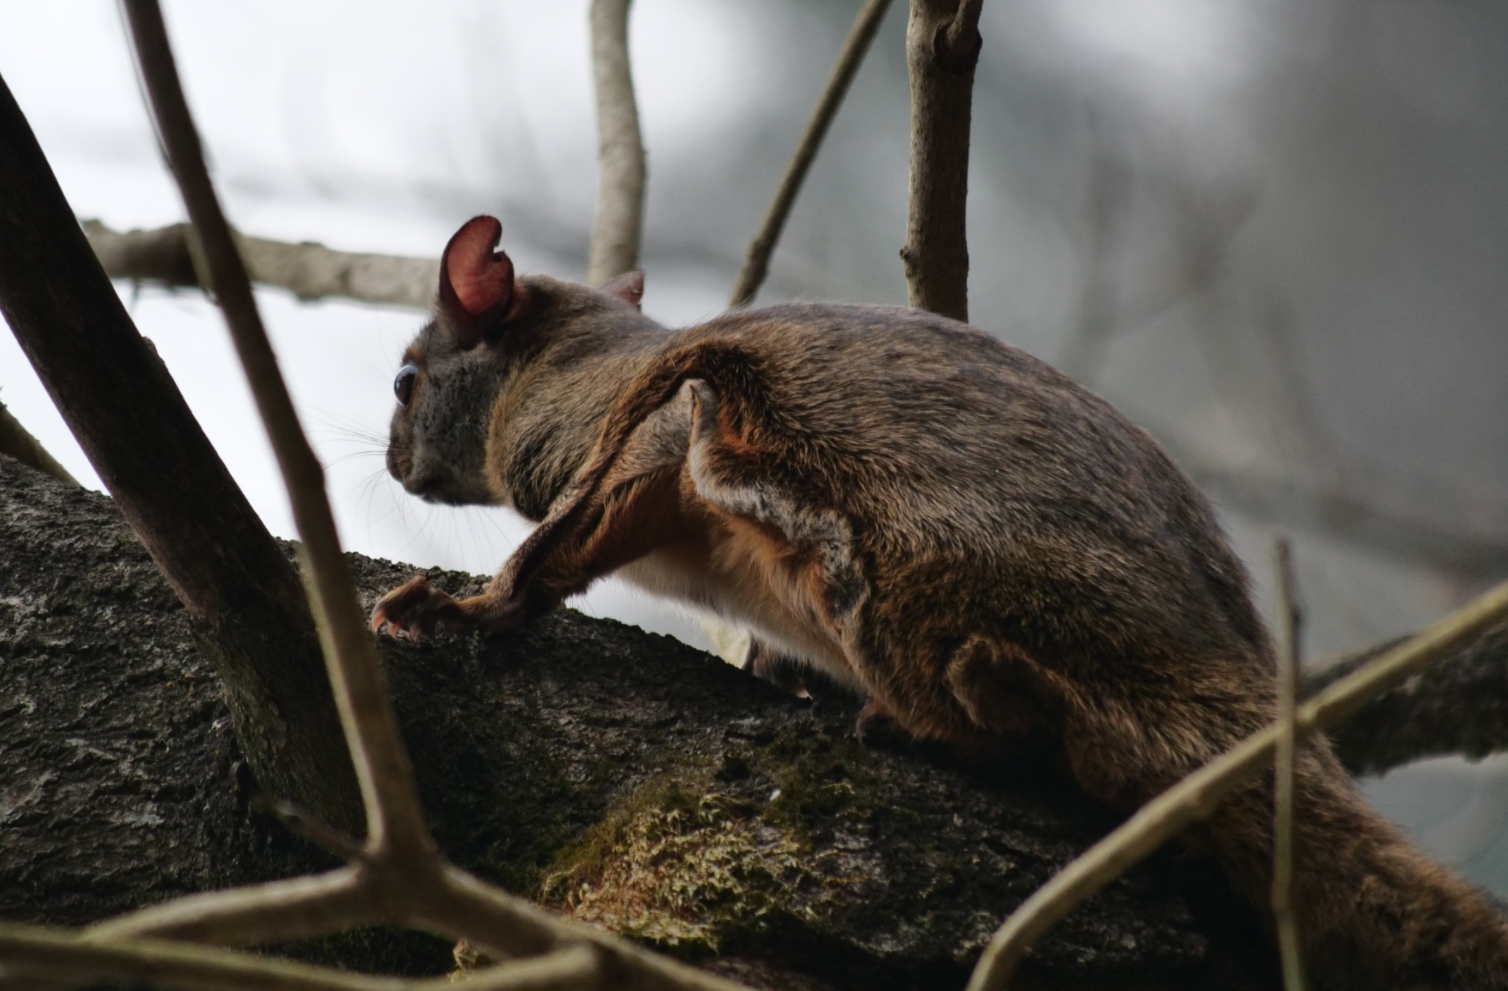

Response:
(84, 219), (438, 310)
(729, 0), (895, 309)
(587, 0), (646, 286)
(0, 68), (363, 833)
(900, 0), (983, 322)
(1305, 620), (1508, 777)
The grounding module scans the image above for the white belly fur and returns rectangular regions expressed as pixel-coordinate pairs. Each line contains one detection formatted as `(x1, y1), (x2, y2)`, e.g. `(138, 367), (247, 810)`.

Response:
(615, 543), (865, 693)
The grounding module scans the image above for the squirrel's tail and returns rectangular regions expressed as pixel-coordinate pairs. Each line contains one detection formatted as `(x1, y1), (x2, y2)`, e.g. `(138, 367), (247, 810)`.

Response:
(1053, 685), (1508, 991)
(1202, 746), (1508, 990)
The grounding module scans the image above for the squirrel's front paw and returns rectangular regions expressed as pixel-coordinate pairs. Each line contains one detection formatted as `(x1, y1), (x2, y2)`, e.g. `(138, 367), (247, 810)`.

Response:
(370, 576), (464, 638)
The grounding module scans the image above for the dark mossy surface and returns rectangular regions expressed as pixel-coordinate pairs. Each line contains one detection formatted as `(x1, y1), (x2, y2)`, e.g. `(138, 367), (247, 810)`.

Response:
(0, 454), (1279, 989)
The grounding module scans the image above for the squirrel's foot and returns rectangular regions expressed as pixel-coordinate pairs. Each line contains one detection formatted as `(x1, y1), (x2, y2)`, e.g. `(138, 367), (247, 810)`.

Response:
(371, 576), (462, 638)
(741, 638), (811, 698)
(855, 698), (911, 747)
(371, 577), (530, 638)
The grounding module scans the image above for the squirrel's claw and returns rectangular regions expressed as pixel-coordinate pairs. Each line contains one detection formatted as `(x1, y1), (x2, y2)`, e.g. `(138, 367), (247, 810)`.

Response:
(370, 576), (461, 638)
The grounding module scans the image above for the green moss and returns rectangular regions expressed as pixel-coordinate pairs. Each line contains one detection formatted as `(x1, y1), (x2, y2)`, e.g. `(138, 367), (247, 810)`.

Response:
(541, 777), (819, 956)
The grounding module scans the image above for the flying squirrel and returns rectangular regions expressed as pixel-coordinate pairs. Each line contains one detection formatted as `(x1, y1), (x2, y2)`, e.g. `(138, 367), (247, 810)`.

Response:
(373, 215), (1508, 990)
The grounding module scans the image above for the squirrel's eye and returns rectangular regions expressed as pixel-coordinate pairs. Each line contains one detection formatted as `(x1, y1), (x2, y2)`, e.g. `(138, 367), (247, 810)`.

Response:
(394, 363), (419, 406)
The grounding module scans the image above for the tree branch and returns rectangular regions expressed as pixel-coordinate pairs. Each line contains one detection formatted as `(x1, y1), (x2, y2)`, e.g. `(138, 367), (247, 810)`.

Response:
(0, 398), (78, 486)
(0, 924), (599, 991)
(900, 0), (983, 321)
(1169, 445), (1508, 581)
(83, 870), (374, 947)
(83, 219), (438, 310)
(728, 0), (895, 308)
(124, 0), (432, 856)
(965, 575), (1508, 991)
(1269, 540), (1307, 991)
(587, 0), (646, 286)
(0, 71), (362, 830)
(1307, 619), (1508, 777)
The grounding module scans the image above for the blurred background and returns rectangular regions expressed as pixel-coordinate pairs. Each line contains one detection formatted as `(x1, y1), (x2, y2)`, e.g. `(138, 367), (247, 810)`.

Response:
(1, 0), (1505, 891)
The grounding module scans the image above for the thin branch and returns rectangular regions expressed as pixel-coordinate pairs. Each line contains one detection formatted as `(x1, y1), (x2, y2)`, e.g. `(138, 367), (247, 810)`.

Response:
(85, 869), (373, 947)
(0, 924), (599, 991)
(728, 0), (895, 308)
(84, 220), (438, 310)
(254, 799), (372, 863)
(1270, 539), (1306, 991)
(587, 0), (646, 286)
(900, 0), (984, 321)
(121, 0), (432, 860)
(0, 398), (78, 486)
(964, 575), (1508, 991)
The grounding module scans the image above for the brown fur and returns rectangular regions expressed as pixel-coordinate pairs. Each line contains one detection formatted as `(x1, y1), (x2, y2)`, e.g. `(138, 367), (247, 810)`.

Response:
(374, 218), (1508, 990)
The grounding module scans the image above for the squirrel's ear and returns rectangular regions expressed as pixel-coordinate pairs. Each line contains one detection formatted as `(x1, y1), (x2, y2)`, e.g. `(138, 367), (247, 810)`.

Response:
(599, 270), (644, 310)
(438, 215), (515, 348)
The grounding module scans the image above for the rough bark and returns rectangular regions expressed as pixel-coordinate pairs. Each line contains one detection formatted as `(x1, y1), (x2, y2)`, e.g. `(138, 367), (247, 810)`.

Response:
(0, 71), (362, 833)
(0, 454), (1284, 990)
(900, 0), (982, 322)
(1306, 623), (1508, 777)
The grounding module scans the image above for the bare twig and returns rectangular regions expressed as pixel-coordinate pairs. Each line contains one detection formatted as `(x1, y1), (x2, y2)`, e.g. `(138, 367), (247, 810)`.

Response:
(587, 0), (646, 286)
(84, 870), (374, 947)
(254, 799), (371, 863)
(964, 575), (1508, 991)
(0, 924), (599, 991)
(1270, 539), (1306, 991)
(728, 0), (895, 308)
(0, 398), (78, 486)
(122, 0), (431, 858)
(900, 0), (984, 321)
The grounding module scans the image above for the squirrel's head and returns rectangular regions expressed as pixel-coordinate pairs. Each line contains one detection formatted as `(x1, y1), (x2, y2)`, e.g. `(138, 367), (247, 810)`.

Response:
(385, 215), (658, 512)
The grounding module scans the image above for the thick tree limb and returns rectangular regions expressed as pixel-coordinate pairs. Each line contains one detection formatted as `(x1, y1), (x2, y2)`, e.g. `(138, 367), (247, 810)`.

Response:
(0, 71), (362, 831)
(1306, 620), (1508, 777)
(728, 0), (895, 309)
(1, 454), (1283, 990)
(0, 399), (77, 486)
(587, 0), (646, 286)
(965, 575), (1508, 991)
(900, 0), (983, 322)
